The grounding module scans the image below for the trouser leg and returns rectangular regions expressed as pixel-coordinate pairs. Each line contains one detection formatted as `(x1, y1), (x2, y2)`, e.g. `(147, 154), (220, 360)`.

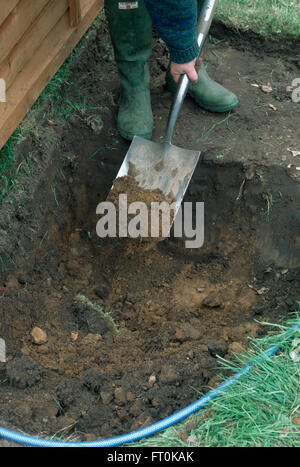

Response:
(104, 0), (154, 140)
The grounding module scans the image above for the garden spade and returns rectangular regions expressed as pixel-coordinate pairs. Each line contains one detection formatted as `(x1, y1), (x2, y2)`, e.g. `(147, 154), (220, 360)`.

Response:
(112, 0), (218, 221)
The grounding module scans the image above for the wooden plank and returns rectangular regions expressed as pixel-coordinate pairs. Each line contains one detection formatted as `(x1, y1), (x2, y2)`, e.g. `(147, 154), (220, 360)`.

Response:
(80, 0), (102, 20)
(0, 0), (103, 150)
(0, 0), (20, 28)
(0, 0), (50, 65)
(68, 0), (81, 27)
(79, 0), (95, 14)
(0, 0), (69, 92)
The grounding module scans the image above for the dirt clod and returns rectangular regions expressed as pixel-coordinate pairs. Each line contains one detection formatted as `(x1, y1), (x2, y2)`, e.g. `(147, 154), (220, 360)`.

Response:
(114, 387), (127, 406)
(201, 292), (224, 308)
(6, 357), (43, 389)
(31, 327), (48, 345)
(175, 324), (202, 342)
(228, 342), (245, 354)
(160, 366), (181, 385)
(107, 175), (175, 240)
(100, 391), (113, 405)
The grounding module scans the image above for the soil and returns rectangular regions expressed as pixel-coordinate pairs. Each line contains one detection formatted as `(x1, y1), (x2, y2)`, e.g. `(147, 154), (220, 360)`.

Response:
(107, 175), (175, 240)
(0, 20), (299, 444)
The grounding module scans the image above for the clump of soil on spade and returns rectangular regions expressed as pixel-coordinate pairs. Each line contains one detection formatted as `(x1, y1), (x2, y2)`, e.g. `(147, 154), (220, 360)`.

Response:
(106, 175), (175, 242)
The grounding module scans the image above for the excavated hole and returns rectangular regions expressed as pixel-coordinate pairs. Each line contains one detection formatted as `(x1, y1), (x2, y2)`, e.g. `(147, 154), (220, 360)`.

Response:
(0, 156), (299, 440)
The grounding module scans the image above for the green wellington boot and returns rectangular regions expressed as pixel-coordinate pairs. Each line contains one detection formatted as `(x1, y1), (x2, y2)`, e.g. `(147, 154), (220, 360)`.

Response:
(165, 64), (239, 113)
(164, 0), (238, 113)
(104, 0), (154, 141)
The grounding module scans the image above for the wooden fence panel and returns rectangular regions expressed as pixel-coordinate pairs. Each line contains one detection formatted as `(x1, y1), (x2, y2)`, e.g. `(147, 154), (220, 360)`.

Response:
(68, 0), (81, 27)
(0, 0), (103, 150)
(0, 0), (50, 64)
(0, 0), (69, 92)
(0, 0), (20, 28)
(80, 0), (97, 16)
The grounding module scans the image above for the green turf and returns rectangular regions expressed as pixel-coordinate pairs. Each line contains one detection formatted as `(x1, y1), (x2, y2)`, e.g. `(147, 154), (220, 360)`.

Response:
(216, 0), (300, 38)
(133, 313), (300, 447)
(0, 128), (23, 200)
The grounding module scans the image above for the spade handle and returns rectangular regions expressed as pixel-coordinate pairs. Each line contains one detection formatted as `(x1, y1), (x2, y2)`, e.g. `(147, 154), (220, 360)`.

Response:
(165, 0), (219, 145)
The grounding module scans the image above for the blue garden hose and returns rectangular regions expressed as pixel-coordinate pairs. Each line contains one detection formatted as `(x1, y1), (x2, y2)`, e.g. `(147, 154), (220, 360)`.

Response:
(0, 321), (299, 447)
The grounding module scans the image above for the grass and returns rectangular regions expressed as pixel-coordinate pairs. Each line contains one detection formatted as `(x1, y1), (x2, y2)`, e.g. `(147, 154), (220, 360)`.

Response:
(263, 192), (274, 222)
(197, 113), (233, 141)
(216, 0), (300, 38)
(0, 128), (23, 199)
(132, 313), (300, 447)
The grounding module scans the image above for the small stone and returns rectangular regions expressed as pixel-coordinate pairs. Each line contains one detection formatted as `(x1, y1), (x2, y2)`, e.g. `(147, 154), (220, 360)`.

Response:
(100, 391), (113, 405)
(160, 366), (180, 384)
(201, 292), (223, 308)
(148, 375), (156, 386)
(70, 331), (79, 342)
(175, 324), (201, 342)
(229, 342), (245, 354)
(31, 327), (48, 345)
(198, 344), (209, 352)
(114, 387), (127, 406)
(82, 333), (102, 345)
(151, 397), (160, 407)
(129, 399), (143, 416)
(206, 339), (228, 357)
(261, 83), (272, 93)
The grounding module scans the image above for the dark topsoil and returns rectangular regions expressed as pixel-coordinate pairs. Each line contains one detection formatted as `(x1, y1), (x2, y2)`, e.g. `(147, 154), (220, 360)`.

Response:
(0, 19), (299, 443)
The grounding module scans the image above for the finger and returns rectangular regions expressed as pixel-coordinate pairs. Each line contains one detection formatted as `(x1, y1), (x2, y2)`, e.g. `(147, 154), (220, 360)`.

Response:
(187, 67), (198, 83)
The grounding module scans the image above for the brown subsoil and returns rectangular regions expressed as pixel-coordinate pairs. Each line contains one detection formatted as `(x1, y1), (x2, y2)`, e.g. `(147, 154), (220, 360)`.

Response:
(0, 20), (299, 443)
(107, 175), (174, 240)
